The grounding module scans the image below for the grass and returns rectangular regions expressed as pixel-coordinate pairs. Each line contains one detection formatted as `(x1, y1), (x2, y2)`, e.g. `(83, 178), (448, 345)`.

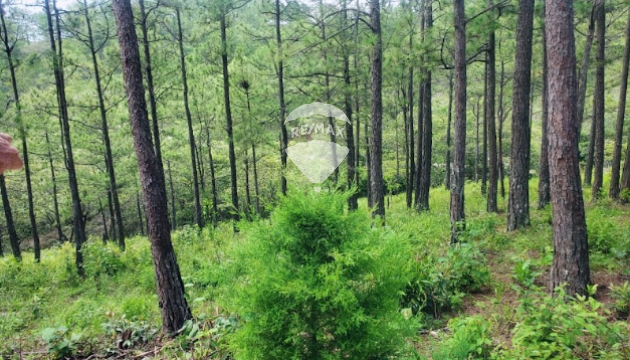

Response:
(1, 178), (629, 359)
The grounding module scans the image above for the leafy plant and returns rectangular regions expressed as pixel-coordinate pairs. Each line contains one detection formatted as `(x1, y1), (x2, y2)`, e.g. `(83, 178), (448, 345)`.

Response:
(512, 258), (542, 288)
(41, 326), (82, 359)
(224, 191), (415, 360)
(610, 282), (630, 319)
(102, 315), (157, 349)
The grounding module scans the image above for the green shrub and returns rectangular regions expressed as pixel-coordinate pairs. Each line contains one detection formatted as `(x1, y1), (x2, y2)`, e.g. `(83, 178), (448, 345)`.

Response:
(610, 282), (630, 319)
(402, 243), (490, 317)
(83, 242), (125, 278)
(224, 191), (415, 360)
(102, 315), (157, 349)
(42, 326), (83, 359)
(503, 287), (630, 360)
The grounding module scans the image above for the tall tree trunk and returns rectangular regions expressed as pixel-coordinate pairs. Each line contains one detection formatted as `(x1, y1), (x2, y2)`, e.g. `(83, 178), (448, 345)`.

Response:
(445, 70), (453, 190)
(487, 4), (498, 212)
(244, 150), (252, 220)
(343, 0), (357, 210)
(139, 0), (165, 181)
(610, 5), (630, 200)
(369, 0), (384, 218)
(99, 198), (109, 242)
(243, 86), (261, 215)
(414, 4), (425, 210)
(82, 0), (125, 248)
(538, 4), (551, 209)
(475, 96), (481, 182)
(591, 0), (605, 201)
(354, 0), (361, 193)
(546, 0), (590, 296)
(167, 160), (177, 230)
(418, 0), (432, 212)
(498, 60), (507, 199)
(46, 132), (65, 242)
(0, 176), (20, 260)
(482, 63), (488, 196)
(451, 0), (466, 243)
(177, 8), (203, 227)
(220, 13), (239, 221)
(0, 1), (39, 261)
(406, 27), (415, 209)
(577, 2), (596, 139)
(107, 189), (116, 242)
(113, 0), (192, 335)
(584, 106), (596, 185)
(507, 0), (535, 231)
(275, 0), (288, 196)
(205, 120), (219, 227)
(45, 0), (85, 275)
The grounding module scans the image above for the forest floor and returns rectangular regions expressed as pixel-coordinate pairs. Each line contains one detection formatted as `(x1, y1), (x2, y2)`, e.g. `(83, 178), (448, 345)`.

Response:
(1, 179), (629, 359)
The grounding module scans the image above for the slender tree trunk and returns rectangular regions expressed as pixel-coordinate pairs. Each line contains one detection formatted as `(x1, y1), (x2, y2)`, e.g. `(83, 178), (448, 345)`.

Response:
(177, 8), (203, 227)
(584, 106), (596, 186)
(46, 132), (65, 242)
(243, 86), (261, 215)
(275, 0), (288, 196)
(167, 160), (177, 230)
(369, 0), (384, 218)
(610, 5), (630, 200)
(482, 64), (488, 196)
(220, 13), (239, 221)
(45, 0), (85, 275)
(0, 1), (39, 260)
(107, 189), (116, 242)
(319, 0), (338, 184)
(244, 149), (252, 220)
(546, 0), (590, 296)
(113, 0), (192, 335)
(592, 0), (606, 201)
(475, 97), (481, 183)
(539, 4), (551, 209)
(418, 0), (432, 212)
(487, 5), (498, 212)
(139, 0), (165, 181)
(445, 70), (453, 190)
(407, 28), (415, 208)
(507, 0), (535, 231)
(344, 0), (357, 210)
(99, 199), (109, 242)
(354, 0), (361, 192)
(498, 60), (507, 199)
(205, 121), (219, 227)
(82, 0), (125, 248)
(0, 176), (20, 260)
(451, 0), (466, 243)
(577, 3), (596, 139)
(414, 6), (425, 210)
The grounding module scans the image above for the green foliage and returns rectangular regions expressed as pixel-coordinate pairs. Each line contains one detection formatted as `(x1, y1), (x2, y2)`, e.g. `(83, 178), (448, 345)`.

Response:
(503, 287), (630, 360)
(41, 326), (82, 359)
(102, 315), (157, 349)
(224, 191), (415, 360)
(610, 282), (630, 319)
(83, 241), (125, 278)
(512, 258), (542, 289)
(402, 243), (490, 317)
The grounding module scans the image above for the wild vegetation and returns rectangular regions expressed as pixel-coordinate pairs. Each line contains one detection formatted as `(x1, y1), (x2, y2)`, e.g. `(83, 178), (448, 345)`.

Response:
(1, 0), (630, 358)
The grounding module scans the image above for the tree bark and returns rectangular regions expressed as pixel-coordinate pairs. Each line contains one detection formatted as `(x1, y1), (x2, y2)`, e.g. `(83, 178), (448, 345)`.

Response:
(46, 132), (65, 242)
(406, 26), (415, 209)
(610, 5), (630, 200)
(343, 0), (357, 210)
(546, 0), (590, 297)
(0, 175), (20, 260)
(498, 60), (507, 199)
(205, 120), (219, 227)
(507, 0), (535, 231)
(220, 13), (239, 221)
(99, 198), (109, 242)
(417, 0), (432, 212)
(487, 3), (498, 212)
(275, 0), (288, 196)
(45, 0), (85, 275)
(139, 0), (165, 182)
(369, 0), (384, 218)
(167, 160), (177, 230)
(0, 0), (39, 260)
(82, 0), (125, 248)
(177, 8), (203, 227)
(451, 0), (466, 243)
(538, 2), (551, 209)
(445, 70), (453, 190)
(577, 2), (596, 139)
(591, 0), (605, 201)
(113, 0), (192, 335)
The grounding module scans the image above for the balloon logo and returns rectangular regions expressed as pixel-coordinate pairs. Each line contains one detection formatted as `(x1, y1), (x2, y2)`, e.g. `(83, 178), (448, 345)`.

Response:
(284, 103), (350, 192)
